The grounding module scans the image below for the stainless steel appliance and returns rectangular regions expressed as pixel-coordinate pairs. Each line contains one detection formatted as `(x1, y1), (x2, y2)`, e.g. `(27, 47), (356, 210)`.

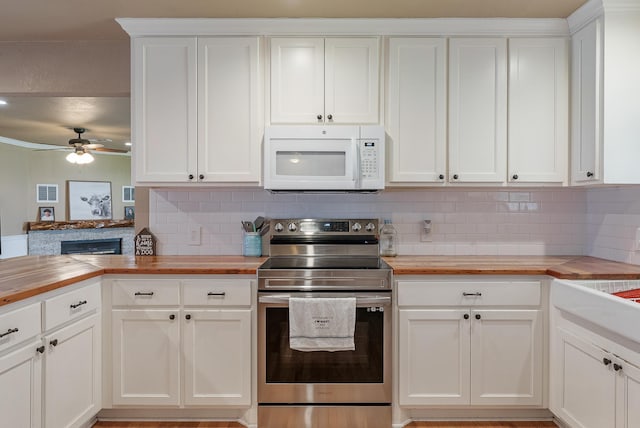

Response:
(258, 218), (392, 428)
(263, 125), (385, 192)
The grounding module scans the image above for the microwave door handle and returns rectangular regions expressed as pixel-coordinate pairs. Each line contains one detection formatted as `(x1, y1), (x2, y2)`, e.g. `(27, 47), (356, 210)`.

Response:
(352, 141), (360, 187)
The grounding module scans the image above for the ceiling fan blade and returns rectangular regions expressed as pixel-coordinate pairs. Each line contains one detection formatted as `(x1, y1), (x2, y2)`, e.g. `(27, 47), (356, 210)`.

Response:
(93, 146), (129, 153)
(83, 143), (104, 149)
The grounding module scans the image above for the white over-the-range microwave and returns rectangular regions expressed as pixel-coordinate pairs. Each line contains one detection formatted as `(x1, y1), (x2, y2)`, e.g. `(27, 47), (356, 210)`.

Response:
(263, 125), (385, 192)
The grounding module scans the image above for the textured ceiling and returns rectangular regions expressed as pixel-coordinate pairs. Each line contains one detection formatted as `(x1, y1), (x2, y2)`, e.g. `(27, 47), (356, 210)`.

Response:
(0, 0), (588, 41)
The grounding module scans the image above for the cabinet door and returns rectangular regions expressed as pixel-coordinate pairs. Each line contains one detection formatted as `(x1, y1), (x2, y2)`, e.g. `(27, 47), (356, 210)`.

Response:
(449, 38), (507, 184)
(0, 340), (42, 428)
(571, 19), (602, 184)
(133, 37), (198, 183)
(554, 328), (615, 428)
(508, 38), (568, 184)
(387, 38), (447, 184)
(44, 314), (101, 428)
(470, 310), (542, 406)
(398, 309), (470, 405)
(325, 38), (380, 124)
(198, 37), (262, 183)
(111, 310), (180, 406)
(616, 357), (640, 428)
(270, 38), (324, 124)
(183, 309), (251, 406)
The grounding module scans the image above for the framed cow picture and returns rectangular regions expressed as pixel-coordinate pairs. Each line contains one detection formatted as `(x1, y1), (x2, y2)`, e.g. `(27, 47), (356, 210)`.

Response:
(67, 181), (113, 220)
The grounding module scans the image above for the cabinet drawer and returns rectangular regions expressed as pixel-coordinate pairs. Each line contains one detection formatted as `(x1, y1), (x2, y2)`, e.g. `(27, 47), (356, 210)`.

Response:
(183, 279), (252, 307)
(398, 280), (541, 307)
(0, 302), (41, 353)
(112, 279), (180, 306)
(44, 282), (101, 331)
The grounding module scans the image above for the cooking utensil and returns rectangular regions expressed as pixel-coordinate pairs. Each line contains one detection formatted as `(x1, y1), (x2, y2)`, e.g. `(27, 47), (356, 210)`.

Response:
(254, 216), (265, 232)
(241, 221), (253, 232)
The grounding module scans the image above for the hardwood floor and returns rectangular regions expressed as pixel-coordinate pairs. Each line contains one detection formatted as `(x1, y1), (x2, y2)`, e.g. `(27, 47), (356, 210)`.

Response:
(94, 422), (557, 428)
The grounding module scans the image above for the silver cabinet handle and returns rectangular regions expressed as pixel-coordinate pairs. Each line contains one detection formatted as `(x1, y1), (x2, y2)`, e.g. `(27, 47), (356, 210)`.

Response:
(207, 292), (226, 296)
(462, 292), (482, 297)
(0, 328), (19, 338)
(134, 291), (154, 296)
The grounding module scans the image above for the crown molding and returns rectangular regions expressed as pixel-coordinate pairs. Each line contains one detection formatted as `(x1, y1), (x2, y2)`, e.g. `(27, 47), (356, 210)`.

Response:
(116, 18), (569, 38)
(568, 0), (640, 34)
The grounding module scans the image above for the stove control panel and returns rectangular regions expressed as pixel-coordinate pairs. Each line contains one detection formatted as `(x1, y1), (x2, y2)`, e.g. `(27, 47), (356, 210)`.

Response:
(270, 219), (378, 236)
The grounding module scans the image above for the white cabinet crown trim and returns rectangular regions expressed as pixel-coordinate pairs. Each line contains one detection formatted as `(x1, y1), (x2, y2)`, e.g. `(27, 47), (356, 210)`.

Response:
(117, 18), (569, 37)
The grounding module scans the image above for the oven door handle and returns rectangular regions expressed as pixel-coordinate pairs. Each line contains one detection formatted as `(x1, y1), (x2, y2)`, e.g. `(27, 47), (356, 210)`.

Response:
(258, 295), (391, 305)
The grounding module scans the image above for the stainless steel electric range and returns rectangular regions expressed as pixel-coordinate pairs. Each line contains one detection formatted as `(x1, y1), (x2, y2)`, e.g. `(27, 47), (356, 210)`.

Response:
(257, 218), (392, 428)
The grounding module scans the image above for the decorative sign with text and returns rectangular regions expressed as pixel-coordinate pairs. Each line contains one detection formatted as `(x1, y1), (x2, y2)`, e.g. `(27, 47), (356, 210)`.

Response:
(134, 227), (157, 256)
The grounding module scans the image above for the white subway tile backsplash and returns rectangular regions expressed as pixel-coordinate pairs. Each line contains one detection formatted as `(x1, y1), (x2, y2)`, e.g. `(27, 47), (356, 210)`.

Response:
(144, 186), (640, 263)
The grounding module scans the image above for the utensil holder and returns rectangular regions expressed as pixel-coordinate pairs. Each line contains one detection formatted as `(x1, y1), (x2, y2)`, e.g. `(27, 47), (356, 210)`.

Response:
(243, 232), (262, 257)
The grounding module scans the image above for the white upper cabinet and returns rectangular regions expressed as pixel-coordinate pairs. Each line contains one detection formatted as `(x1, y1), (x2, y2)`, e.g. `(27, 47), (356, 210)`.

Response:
(133, 37), (198, 183)
(569, 1), (640, 185)
(448, 38), (507, 184)
(133, 36), (262, 185)
(270, 37), (380, 124)
(197, 37), (261, 183)
(508, 38), (569, 185)
(386, 38), (447, 184)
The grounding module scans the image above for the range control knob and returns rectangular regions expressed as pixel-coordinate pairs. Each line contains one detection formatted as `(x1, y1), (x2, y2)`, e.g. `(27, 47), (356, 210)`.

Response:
(352, 222), (362, 232)
(288, 223), (298, 232)
(365, 222), (376, 232)
(274, 222), (284, 232)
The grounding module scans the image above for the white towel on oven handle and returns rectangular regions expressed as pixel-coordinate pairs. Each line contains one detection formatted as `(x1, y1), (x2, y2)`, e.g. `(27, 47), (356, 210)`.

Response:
(289, 297), (356, 352)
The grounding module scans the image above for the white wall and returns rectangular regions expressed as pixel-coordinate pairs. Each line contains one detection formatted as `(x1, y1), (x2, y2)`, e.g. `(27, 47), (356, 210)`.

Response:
(149, 187), (588, 256)
(586, 186), (640, 264)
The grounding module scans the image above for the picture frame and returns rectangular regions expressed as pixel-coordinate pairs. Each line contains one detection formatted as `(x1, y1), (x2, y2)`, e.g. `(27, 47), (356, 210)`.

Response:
(67, 180), (113, 220)
(124, 206), (135, 220)
(39, 207), (55, 221)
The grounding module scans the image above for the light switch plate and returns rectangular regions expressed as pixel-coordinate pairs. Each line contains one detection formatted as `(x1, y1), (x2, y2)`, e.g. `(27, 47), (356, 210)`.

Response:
(188, 225), (201, 246)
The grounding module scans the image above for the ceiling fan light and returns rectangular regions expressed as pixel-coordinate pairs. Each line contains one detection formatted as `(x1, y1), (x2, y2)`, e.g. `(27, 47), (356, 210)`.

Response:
(66, 151), (94, 164)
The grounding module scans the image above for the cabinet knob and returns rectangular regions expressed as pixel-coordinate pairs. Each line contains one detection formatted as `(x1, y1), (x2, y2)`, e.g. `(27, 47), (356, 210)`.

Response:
(463, 313), (470, 320)
(50, 339), (58, 347)
(586, 171), (594, 178)
(603, 358), (612, 366)
(169, 314), (175, 320)
(188, 174), (194, 180)
(453, 174), (459, 180)
(185, 314), (192, 320)
(614, 363), (623, 372)
(317, 114), (323, 120)
(438, 174), (444, 180)
(512, 174), (519, 180)
(199, 174), (204, 180)
(327, 114), (333, 120)
(475, 314), (481, 320)
(36, 345), (45, 354)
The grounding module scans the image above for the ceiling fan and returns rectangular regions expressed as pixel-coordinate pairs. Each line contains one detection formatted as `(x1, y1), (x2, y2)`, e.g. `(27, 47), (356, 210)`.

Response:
(62, 127), (129, 164)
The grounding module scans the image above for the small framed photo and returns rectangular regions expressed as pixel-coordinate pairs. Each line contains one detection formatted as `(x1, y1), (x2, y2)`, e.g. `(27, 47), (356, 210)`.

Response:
(124, 206), (135, 220)
(40, 207), (55, 221)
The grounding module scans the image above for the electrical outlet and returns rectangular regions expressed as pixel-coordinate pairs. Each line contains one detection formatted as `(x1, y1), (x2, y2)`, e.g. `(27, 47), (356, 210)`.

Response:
(635, 227), (640, 251)
(188, 225), (201, 246)
(421, 219), (432, 242)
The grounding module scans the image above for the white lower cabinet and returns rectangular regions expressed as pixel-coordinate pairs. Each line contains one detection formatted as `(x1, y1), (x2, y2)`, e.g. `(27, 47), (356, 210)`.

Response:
(109, 277), (253, 408)
(111, 309), (181, 406)
(43, 313), (101, 428)
(398, 278), (544, 407)
(0, 340), (42, 428)
(183, 309), (251, 406)
(552, 326), (640, 428)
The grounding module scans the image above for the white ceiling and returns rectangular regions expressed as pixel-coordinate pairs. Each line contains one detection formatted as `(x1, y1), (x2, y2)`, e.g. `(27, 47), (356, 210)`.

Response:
(0, 0), (588, 151)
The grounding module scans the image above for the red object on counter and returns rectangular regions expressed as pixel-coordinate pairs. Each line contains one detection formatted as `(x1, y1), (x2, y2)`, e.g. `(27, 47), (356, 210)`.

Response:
(612, 288), (640, 303)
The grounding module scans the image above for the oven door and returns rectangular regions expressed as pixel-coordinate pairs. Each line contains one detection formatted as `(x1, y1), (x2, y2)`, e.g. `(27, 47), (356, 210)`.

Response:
(258, 292), (391, 404)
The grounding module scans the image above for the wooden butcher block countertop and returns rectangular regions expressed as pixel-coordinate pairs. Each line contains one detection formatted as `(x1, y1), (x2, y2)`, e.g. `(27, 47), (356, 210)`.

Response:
(385, 255), (640, 279)
(0, 255), (266, 307)
(2, 254), (640, 308)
